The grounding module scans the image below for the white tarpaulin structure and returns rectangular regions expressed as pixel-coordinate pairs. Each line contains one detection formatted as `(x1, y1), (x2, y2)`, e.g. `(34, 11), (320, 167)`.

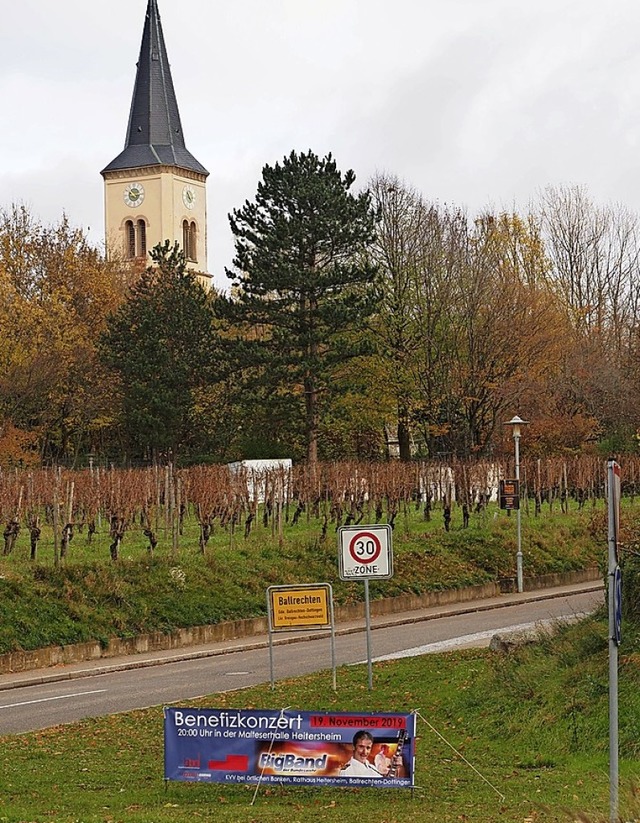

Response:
(227, 459), (292, 503)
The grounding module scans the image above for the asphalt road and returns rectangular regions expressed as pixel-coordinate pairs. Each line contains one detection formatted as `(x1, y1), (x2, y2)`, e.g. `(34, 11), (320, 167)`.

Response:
(0, 587), (603, 736)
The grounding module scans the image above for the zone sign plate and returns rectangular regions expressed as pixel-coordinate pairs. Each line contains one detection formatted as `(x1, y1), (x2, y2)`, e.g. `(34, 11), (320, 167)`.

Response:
(338, 524), (393, 580)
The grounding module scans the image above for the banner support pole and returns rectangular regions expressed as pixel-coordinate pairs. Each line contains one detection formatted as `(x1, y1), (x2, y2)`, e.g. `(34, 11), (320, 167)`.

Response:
(250, 706), (289, 806)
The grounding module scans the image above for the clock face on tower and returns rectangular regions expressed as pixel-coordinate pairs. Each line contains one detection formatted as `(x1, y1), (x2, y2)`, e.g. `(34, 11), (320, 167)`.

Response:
(123, 183), (145, 208)
(182, 185), (196, 209)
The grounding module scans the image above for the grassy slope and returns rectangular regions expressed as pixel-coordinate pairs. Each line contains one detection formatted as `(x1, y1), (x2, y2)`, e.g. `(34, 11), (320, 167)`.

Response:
(1, 615), (639, 823)
(0, 502), (604, 654)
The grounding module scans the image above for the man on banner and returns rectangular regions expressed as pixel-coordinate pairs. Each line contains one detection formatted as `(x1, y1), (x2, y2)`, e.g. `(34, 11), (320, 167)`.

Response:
(374, 743), (392, 775)
(340, 731), (401, 777)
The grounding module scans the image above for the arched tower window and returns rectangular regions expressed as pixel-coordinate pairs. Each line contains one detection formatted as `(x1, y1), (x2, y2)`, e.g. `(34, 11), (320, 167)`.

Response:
(125, 220), (136, 259)
(189, 221), (197, 263)
(137, 219), (147, 259)
(124, 219), (147, 260)
(182, 220), (197, 262)
(182, 220), (190, 260)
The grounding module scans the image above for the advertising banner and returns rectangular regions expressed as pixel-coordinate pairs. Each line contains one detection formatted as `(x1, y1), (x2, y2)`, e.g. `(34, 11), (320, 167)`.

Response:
(164, 708), (415, 789)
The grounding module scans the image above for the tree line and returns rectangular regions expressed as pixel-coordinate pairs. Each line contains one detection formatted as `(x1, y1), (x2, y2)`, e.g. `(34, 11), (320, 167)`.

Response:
(1, 150), (639, 467)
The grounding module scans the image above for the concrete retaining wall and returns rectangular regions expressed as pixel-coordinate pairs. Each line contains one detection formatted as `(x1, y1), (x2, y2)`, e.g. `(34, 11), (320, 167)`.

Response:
(0, 568), (601, 675)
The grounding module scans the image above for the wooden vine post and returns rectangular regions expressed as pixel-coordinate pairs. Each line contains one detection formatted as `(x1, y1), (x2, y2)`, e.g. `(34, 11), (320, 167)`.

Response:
(53, 479), (60, 568)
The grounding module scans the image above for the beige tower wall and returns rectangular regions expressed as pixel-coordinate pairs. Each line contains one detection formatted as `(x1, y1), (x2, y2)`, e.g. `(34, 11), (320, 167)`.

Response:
(103, 165), (209, 285)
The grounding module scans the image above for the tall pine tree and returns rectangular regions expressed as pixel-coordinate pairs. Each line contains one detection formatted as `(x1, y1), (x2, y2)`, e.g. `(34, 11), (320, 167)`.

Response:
(218, 150), (378, 463)
(100, 242), (216, 461)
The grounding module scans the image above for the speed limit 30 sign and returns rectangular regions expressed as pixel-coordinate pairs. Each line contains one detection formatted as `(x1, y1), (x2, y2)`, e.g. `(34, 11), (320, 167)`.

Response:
(338, 524), (393, 580)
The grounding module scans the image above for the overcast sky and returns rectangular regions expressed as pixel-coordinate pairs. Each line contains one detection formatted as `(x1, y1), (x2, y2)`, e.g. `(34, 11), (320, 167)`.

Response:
(2, 0), (639, 290)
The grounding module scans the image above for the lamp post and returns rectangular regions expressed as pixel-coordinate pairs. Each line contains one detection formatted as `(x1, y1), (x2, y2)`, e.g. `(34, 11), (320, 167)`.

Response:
(505, 415), (529, 593)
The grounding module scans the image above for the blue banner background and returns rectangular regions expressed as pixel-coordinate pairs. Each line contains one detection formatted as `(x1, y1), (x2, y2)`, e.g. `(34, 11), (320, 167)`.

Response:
(164, 708), (415, 788)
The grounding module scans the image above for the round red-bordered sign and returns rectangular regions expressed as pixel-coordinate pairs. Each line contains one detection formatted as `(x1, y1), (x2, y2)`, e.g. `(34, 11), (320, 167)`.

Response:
(348, 531), (382, 565)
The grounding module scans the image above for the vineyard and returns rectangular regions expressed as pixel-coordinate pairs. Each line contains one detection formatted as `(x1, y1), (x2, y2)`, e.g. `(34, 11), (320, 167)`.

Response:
(0, 456), (633, 564)
(0, 457), (626, 655)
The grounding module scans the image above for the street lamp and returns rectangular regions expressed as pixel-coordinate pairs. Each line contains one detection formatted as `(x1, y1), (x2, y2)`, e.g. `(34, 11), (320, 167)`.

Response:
(505, 415), (529, 593)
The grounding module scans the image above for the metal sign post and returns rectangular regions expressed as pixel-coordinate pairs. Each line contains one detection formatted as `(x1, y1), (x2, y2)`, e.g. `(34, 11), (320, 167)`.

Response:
(364, 578), (373, 690)
(504, 416), (529, 593)
(266, 583), (336, 690)
(338, 525), (393, 691)
(607, 459), (621, 823)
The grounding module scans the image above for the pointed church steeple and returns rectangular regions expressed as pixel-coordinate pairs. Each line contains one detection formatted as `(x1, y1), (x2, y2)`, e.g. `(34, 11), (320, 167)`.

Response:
(102, 0), (210, 285)
(102, 0), (207, 175)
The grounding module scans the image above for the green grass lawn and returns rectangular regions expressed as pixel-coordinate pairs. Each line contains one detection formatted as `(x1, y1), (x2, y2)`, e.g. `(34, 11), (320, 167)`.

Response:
(0, 501), (606, 654)
(1, 614), (639, 823)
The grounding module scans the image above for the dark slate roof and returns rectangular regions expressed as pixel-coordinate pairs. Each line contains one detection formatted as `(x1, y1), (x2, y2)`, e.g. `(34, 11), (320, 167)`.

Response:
(101, 0), (208, 177)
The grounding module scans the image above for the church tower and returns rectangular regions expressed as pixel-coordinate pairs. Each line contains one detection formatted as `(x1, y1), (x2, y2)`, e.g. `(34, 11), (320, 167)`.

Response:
(101, 0), (210, 287)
